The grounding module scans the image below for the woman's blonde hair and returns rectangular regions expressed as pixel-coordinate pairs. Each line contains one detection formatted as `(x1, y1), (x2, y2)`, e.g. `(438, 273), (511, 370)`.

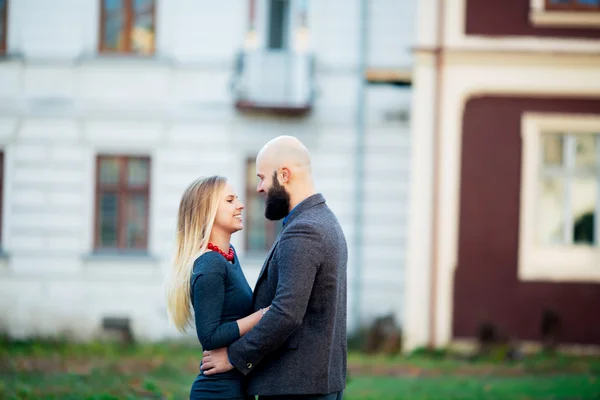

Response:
(166, 175), (227, 332)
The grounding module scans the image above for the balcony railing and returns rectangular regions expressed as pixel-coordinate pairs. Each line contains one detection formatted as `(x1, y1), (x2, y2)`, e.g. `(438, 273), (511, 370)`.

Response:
(231, 50), (315, 116)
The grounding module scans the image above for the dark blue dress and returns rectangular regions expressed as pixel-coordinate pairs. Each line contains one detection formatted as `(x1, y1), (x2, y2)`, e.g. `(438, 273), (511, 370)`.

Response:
(190, 249), (254, 400)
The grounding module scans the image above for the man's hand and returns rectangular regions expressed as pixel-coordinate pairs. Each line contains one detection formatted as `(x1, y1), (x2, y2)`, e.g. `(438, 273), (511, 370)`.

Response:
(200, 347), (234, 376)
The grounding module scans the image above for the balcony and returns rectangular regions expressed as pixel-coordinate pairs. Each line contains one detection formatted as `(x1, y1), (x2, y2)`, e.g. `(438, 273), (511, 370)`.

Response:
(231, 50), (315, 116)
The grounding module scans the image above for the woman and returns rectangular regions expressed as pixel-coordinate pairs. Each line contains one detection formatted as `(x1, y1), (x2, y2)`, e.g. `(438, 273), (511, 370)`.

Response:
(166, 175), (266, 400)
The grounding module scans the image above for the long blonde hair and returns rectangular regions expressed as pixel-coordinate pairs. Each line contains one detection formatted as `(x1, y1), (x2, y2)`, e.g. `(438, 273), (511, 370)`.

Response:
(166, 175), (227, 332)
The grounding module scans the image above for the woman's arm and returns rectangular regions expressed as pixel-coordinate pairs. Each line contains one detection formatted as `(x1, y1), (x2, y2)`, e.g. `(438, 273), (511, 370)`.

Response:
(236, 306), (269, 336)
(192, 257), (240, 350)
(192, 255), (269, 349)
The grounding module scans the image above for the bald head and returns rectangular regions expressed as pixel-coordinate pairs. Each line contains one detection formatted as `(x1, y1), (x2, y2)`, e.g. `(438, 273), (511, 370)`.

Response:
(255, 136), (316, 215)
(257, 135), (312, 172)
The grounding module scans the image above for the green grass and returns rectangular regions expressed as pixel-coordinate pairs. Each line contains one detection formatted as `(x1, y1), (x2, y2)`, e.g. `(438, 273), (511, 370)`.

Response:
(1, 339), (599, 399)
(345, 375), (600, 400)
(348, 349), (600, 375)
(0, 340), (200, 399)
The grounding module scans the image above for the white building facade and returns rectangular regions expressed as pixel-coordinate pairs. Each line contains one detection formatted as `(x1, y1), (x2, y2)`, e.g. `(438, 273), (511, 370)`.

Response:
(0, 0), (415, 341)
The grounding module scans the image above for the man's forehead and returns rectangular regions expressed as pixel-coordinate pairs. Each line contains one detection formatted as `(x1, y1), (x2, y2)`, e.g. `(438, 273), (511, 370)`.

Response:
(255, 154), (271, 172)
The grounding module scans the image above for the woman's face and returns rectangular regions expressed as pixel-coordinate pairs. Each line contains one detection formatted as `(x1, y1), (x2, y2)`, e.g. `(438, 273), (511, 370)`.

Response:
(213, 182), (244, 234)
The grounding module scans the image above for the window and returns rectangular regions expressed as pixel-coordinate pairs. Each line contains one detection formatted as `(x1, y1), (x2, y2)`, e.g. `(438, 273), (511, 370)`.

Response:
(0, 0), (7, 54)
(95, 155), (150, 251)
(530, 0), (600, 27)
(519, 114), (600, 282)
(545, 0), (600, 11)
(538, 133), (598, 246)
(99, 0), (155, 55)
(245, 158), (283, 253)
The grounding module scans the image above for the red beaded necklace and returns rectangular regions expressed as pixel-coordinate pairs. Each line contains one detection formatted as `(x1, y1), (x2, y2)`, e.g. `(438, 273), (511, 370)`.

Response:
(208, 243), (234, 262)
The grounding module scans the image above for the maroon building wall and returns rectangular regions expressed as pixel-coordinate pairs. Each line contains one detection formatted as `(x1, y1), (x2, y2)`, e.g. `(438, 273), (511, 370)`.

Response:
(465, 0), (600, 39)
(453, 96), (600, 345)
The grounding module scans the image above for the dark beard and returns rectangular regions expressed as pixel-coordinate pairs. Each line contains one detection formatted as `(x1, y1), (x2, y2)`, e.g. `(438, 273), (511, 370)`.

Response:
(265, 173), (291, 221)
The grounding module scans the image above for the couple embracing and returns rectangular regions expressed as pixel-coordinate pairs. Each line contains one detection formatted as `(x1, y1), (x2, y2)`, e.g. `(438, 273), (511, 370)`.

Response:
(166, 136), (348, 400)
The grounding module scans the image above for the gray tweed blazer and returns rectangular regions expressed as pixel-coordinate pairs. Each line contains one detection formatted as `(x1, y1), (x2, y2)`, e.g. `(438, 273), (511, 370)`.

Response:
(227, 193), (348, 396)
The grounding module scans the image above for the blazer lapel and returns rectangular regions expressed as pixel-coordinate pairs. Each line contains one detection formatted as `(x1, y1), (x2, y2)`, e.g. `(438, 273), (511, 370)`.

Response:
(251, 194), (325, 301)
(252, 237), (279, 307)
(256, 236), (279, 285)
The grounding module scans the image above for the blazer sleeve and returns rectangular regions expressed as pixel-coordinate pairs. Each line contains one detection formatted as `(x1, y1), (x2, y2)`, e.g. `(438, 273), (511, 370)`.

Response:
(227, 221), (322, 375)
(192, 255), (241, 351)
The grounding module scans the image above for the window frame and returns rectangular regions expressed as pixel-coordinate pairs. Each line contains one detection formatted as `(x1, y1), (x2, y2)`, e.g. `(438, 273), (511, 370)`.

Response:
(94, 155), (151, 252)
(530, 0), (600, 27)
(244, 157), (282, 254)
(0, 0), (8, 54)
(519, 113), (600, 282)
(98, 0), (156, 55)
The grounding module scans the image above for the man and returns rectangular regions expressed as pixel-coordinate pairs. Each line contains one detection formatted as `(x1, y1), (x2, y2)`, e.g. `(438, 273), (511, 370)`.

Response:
(201, 136), (348, 399)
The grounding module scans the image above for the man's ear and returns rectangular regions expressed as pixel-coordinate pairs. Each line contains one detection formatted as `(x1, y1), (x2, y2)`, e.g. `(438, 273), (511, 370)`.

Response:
(280, 167), (291, 183)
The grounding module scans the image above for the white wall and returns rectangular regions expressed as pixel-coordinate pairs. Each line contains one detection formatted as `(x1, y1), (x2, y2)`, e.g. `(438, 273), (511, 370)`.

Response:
(0, 0), (415, 340)
(7, 0), (246, 63)
(368, 0), (415, 68)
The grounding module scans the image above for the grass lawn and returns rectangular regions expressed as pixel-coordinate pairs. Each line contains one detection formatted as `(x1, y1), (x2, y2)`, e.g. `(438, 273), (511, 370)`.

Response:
(1, 339), (599, 399)
(345, 375), (599, 400)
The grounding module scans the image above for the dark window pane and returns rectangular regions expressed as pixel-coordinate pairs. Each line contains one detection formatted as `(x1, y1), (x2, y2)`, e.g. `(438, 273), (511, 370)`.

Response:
(245, 156), (282, 252)
(102, 0), (126, 52)
(248, 201), (282, 251)
(571, 177), (596, 245)
(550, 0), (600, 6)
(248, 194), (267, 251)
(268, 0), (289, 50)
(99, 193), (119, 247)
(99, 158), (120, 185)
(132, 0), (155, 55)
(576, 0), (599, 6)
(574, 212), (595, 245)
(125, 194), (147, 248)
(246, 160), (258, 191)
(127, 158), (149, 186)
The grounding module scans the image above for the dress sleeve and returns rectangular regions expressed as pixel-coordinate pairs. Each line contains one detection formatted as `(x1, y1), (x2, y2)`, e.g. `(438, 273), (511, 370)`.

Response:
(191, 255), (241, 350)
